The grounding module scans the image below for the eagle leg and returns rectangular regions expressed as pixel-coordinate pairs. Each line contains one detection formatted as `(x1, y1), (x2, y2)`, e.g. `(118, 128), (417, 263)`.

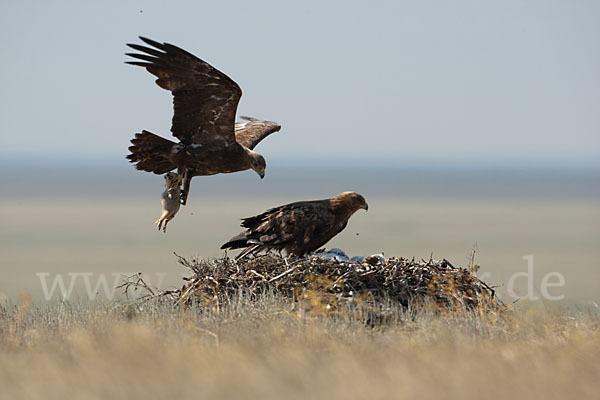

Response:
(181, 170), (191, 205)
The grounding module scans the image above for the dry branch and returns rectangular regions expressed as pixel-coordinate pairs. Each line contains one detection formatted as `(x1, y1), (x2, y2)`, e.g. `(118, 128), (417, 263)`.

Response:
(121, 253), (505, 315)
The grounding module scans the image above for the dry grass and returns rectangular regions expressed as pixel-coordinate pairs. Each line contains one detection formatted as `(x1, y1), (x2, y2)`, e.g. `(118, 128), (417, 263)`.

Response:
(1, 292), (599, 400)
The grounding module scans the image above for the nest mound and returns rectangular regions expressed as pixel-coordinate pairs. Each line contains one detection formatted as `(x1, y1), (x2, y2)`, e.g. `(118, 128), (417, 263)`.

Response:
(130, 253), (503, 313)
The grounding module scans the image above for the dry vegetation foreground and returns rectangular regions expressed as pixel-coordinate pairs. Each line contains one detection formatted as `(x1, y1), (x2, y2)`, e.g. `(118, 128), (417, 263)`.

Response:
(1, 293), (599, 400)
(1, 255), (599, 399)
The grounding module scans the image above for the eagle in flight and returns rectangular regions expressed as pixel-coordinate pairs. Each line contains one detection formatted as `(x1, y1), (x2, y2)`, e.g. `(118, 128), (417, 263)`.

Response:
(221, 192), (368, 259)
(125, 37), (281, 205)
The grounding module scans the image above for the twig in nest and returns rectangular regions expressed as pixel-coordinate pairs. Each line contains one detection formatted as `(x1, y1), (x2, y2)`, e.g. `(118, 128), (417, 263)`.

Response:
(268, 266), (297, 283)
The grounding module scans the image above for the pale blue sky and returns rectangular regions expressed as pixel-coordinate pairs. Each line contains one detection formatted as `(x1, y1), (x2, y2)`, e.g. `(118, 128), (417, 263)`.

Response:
(1, 0), (599, 168)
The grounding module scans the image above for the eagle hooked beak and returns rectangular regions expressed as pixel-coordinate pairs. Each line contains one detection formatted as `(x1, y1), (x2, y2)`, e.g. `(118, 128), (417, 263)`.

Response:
(255, 168), (265, 179)
(361, 203), (369, 211)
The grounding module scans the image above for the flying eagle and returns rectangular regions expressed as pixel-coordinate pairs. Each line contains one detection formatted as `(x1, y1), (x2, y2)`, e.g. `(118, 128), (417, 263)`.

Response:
(221, 192), (368, 259)
(125, 37), (281, 205)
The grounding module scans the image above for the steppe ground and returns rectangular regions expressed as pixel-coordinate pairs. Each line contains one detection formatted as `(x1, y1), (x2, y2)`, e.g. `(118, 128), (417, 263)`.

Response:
(2, 196), (599, 302)
(2, 166), (598, 302)
(1, 167), (598, 398)
(1, 296), (599, 399)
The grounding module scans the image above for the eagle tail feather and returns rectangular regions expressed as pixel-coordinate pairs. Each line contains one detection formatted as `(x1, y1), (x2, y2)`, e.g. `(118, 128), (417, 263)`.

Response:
(127, 130), (177, 174)
(220, 232), (250, 250)
(235, 244), (262, 261)
(221, 233), (265, 260)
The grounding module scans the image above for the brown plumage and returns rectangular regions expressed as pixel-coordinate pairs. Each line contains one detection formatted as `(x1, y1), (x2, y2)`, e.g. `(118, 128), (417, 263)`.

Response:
(221, 192), (368, 259)
(125, 37), (281, 205)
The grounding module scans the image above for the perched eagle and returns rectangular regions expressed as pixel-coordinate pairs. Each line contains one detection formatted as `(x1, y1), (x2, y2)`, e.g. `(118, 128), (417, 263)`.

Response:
(221, 192), (368, 259)
(125, 37), (281, 205)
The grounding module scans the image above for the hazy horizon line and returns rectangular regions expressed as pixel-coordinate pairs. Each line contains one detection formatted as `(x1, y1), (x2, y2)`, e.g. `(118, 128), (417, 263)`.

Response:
(1, 153), (599, 173)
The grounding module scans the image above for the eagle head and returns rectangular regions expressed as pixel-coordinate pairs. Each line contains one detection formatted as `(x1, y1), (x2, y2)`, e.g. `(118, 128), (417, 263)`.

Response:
(348, 192), (368, 211)
(249, 152), (266, 179)
(331, 191), (369, 213)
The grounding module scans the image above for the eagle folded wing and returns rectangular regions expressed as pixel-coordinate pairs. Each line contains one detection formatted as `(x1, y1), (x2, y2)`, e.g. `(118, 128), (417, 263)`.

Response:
(237, 201), (336, 249)
(222, 192), (368, 258)
(126, 37), (242, 147)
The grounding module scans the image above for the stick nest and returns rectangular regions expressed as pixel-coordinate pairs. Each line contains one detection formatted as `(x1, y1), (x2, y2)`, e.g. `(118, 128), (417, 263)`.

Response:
(123, 253), (504, 313)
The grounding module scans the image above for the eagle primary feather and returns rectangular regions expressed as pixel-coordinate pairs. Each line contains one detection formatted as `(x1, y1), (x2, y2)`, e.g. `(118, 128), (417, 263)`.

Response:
(221, 192), (368, 259)
(125, 37), (281, 205)
(234, 116), (282, 150)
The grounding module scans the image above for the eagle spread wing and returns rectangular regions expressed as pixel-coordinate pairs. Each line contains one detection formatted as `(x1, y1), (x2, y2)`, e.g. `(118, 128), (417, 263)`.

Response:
(221, 192), (368, 258)
(234, 117), (281, 150)
(126, 37), (241, 147)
